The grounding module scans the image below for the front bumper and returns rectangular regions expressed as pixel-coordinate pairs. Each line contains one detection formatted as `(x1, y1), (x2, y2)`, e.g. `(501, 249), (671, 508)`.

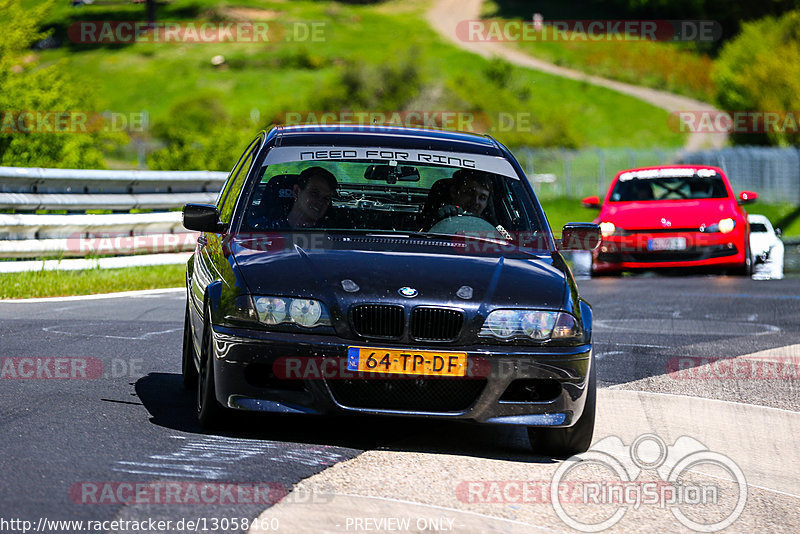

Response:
(593, 230), (745, 272)
(208, 325), (593, 428)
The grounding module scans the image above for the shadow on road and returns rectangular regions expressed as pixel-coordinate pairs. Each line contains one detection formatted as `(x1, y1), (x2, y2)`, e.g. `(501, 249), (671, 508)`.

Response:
(135, 372), (557, 464)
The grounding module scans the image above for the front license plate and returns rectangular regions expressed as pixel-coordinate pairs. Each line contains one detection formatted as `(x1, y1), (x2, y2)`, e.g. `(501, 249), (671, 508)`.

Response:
(346, 347), (467, 377)
(648, 237), (687, 251)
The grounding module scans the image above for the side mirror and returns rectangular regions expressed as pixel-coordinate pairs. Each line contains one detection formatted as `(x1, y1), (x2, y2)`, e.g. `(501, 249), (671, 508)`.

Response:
(581, 196), (601, 209)
(776, 228), (782, 238)
(560, 223), (601, 251)
(738, 191), (758, 205)
(183, 203), (227, 233)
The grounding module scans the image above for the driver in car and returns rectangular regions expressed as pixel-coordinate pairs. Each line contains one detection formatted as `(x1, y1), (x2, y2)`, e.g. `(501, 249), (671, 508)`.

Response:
(439, 170), (492, 219)
(421, 170), (494, 230)
(285, 166), (337, 228)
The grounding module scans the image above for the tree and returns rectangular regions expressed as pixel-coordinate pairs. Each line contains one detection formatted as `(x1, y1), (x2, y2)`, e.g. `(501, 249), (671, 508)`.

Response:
(0, 0), (120, 168)
(713, 11), (800, 146)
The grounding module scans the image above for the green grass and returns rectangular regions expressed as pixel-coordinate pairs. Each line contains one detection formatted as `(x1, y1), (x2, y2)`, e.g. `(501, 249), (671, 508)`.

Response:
(23, 0), (686, 150)
(481, 1), (715, 102)
(0, 264), (185, 299)
(745, 204), (800, 238)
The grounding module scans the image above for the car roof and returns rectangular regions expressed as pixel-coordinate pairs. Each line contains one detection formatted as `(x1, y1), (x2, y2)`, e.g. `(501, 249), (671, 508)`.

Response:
(614, 164), (726, 176)
(271, 124), (504, 156)
(747, 214), (770, 223)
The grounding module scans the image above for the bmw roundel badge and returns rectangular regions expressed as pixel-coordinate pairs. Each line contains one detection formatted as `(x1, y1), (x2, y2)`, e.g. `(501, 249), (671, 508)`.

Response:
(398, 287), (418, 298)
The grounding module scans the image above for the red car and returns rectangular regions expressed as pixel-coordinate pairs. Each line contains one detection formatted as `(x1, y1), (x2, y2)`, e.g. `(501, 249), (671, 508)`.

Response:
(582, 165), (757, 275)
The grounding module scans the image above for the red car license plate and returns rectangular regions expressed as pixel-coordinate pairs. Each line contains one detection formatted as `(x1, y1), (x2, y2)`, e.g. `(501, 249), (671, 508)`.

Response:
(648, 237), (687, 251)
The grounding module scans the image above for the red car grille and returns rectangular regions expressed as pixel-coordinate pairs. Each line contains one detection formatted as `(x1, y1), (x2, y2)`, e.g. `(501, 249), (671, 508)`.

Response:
(599, 245), (738, 263)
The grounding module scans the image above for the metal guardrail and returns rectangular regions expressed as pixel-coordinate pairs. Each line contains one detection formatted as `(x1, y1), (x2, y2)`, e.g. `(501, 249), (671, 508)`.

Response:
(0, 166), (225, 271)
(0, 212), (184, 239)
(0, 166), (226, 194)
(0, 192), (217, 211)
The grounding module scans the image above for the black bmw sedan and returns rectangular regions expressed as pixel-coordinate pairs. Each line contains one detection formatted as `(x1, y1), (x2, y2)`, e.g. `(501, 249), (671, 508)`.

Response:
(182, 124), (600, 456)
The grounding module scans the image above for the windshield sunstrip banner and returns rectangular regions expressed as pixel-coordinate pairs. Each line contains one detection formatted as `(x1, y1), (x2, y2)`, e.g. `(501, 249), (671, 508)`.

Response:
(262, 146), (519, 179)
(618, 168), (718, 181)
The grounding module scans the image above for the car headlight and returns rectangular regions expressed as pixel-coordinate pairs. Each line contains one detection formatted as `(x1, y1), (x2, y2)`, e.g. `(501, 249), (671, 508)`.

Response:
(704, 218), (736, 234)
(599, 222), (616, 237)
(228, 295), (331, 328)
(479, 310), (582, 342)
(256, 296), (331, 328)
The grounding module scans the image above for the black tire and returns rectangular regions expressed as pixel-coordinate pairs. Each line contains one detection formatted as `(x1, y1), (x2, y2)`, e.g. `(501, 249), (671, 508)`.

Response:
(528, 356), (596, 457)
(181, 303), (198, 390)
(741, 237), (753, 276)
(727, 237), (753, 276)
(197, 310), (226, 428)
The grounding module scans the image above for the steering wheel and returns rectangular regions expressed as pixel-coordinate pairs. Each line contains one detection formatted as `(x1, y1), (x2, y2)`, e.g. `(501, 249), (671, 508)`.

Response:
(428, 214), (504, 239)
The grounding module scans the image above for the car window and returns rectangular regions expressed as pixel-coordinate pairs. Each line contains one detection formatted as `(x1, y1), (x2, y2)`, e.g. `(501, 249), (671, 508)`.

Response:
(237, 155), (549, 254)
(609, 172), (729, 202)
(218, 141), (258, 224)
(750, 223), (768, 233)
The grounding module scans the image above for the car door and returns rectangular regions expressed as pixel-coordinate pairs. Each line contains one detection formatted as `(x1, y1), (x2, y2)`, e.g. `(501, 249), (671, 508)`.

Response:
(189, 136), (261, 340)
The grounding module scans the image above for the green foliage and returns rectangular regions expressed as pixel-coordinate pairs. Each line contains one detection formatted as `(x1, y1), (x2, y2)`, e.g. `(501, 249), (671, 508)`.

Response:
(0, 0), (124, 168)
(487, 0), (800, 49)
(312, 48), (423, 111)
(484, 57), (513, 87)
(147, 93), (253, 171)
(713, 11), (800, 146)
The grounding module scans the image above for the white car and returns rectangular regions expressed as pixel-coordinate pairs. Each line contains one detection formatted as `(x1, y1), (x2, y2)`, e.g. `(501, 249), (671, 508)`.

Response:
(748, 214), (784, 279)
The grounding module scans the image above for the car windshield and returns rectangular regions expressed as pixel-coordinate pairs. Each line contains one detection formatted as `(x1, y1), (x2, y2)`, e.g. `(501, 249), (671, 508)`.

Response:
(750, 223), (768, 233)
(609, 171), (729, 202)
(237, 156), (550, 253)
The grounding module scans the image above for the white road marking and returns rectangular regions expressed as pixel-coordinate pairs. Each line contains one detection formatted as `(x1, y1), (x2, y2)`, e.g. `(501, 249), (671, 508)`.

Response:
(595, 351), (624, 360)
(594, 318), (780, 336)
(0, 287), (183, 304)
(42, 324), (182, 340)
(115, 435), (352, 480)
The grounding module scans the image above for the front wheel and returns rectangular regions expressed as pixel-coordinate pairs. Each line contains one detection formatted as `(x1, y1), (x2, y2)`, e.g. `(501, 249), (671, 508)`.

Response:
(727, 238), (752, 276)
(528, 356), (596, 457)
(197, 310), (226, 428)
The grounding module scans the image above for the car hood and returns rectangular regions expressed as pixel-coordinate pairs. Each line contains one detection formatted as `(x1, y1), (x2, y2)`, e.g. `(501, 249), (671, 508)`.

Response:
(231, 236), (567, 310)
(600, 199), (738, 230)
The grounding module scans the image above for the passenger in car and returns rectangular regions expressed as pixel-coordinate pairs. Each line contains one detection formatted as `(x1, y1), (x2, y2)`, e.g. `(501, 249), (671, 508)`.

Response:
(285, 167), (338, 228)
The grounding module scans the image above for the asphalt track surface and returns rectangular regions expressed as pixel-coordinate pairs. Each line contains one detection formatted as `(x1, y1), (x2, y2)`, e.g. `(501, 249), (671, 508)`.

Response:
(0, 276), (798, 533)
